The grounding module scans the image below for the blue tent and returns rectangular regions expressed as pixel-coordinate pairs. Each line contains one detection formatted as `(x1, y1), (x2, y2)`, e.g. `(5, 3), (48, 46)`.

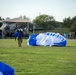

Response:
(0, 62), (14, 75)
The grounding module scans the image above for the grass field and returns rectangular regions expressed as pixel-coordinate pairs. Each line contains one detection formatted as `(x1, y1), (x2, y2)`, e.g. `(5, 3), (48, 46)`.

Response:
(0, 39), (76, 75)
(32, 28), (70, 34)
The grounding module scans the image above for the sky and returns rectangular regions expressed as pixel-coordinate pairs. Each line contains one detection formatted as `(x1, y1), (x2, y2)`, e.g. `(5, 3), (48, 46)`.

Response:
(0, 0), (76, 22)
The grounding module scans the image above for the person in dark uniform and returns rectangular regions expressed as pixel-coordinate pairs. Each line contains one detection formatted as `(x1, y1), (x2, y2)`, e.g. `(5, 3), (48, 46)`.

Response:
(17, 29), (23, 47)
(14, 28), (24, 47)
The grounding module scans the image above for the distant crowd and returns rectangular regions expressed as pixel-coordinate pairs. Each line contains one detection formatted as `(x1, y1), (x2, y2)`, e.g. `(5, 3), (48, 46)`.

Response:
(61, 32), (76, 39)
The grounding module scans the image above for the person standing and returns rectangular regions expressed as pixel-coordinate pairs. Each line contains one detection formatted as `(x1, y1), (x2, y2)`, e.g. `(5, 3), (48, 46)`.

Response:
(14, 28), (24, 47)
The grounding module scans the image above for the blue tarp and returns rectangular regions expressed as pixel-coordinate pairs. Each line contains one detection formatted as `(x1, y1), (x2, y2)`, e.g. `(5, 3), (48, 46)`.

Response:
(27, 32), (67, 46)
(0, 62), (14, 75)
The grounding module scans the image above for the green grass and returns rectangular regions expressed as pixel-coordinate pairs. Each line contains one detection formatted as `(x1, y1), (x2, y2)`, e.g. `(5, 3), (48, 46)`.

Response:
(0, 39), (76, 75)
(32, 28), (70, 34)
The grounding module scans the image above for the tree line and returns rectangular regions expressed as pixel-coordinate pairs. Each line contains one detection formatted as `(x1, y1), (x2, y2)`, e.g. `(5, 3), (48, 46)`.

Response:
(32, 14), (76, 38)
(33, 14), (76, 30)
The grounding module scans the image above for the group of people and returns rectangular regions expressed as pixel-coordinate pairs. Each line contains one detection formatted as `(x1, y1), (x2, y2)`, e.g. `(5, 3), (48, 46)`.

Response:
(61, 32), (76, 39)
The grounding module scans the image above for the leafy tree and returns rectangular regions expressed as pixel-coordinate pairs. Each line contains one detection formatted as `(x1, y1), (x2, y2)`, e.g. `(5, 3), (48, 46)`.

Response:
(56, 22), (63, 28)
(71, 16), (76, 24)
(0, 16), (4, 20)
(62, 16), (76, 38)
(33, 14), (57, 29)
(23, 15), (30, 20)
(0, 16), (1, 20)
(6, 17), (10, 20)
(70, 21), (76, 39)
(19, 15), (30, 20)
(62, 17), (72, 28)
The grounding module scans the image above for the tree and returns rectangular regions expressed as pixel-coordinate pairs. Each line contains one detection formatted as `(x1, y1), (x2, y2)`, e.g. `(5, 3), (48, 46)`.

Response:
(23, 15), (30, 20)
(0, 16), (1, 20)
(33, 14), (56, 29)
(6, 17), (10, 20)
(0, 16), (4, 20)
(71, 16), (76, 24)
(62, 16), (76, 39)
(70, 21), (76, 39)
(19, 15), (30, 20)
(62, 17), (72, 28)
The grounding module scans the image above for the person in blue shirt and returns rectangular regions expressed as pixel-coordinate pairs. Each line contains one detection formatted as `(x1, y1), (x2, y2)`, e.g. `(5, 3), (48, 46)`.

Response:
(14, 28), (24, 47)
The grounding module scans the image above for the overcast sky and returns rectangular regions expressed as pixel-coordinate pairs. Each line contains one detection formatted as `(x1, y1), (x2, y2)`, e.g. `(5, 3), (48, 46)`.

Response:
(0, 0), (76, 22)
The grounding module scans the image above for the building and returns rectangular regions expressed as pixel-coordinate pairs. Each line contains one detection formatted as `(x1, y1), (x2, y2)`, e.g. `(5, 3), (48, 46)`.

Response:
(0, 18), (31, 38)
